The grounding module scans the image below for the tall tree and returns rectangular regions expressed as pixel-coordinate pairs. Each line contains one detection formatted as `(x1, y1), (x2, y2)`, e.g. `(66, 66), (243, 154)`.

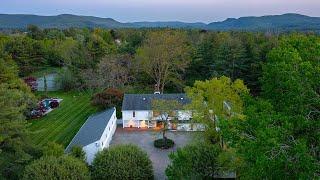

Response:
(185, 76), (249, 144)
(0, 54), (38, 179)
(221, 97), (318, 179)
(135, 30), (191, 93)
(97, 54), (132, 88)
(261, 34), (320, 173)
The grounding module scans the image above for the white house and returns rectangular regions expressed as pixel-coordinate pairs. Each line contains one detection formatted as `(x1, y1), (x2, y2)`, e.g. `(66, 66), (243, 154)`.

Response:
(122, 93), (203, 131)
(65, 107), (117, 164)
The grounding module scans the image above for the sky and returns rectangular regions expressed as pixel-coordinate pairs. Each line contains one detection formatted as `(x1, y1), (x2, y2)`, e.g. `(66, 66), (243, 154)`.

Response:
(1, 0), (320, 23)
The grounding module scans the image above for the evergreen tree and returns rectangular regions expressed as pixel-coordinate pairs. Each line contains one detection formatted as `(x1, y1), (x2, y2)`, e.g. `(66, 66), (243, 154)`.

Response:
(0, 54), (39, 179)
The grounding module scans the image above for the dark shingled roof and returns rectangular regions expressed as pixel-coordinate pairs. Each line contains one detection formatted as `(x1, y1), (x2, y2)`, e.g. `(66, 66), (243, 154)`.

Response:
(65, 107), (115, 153)
(122, 94), (190, 110)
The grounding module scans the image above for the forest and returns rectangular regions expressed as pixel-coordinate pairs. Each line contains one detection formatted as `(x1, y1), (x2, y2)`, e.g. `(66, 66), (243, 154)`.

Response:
(0, 25), (319, 179)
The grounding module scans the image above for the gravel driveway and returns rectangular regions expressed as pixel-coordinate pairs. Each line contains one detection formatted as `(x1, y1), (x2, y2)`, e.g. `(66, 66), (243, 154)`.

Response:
(110, 128), (197, 180)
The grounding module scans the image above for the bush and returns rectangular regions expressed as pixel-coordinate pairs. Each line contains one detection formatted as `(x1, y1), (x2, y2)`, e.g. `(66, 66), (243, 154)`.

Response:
(49, 100), (59, 108)
(23, 156), (90, 180)
(91, 88), (123, 116)
(91, 88), (123, 108)
(70, 146), (86, 162)
(154, 138), (174, 149)
(91, 144), (153, 180)
(166, 142), (221, 179)
(42, 142), (64, 157)
(23, 76), (38, 91)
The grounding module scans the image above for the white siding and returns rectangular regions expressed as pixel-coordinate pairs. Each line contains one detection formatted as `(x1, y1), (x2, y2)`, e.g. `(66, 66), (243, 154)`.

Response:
(122, 110), (151, 120)
(122, 110), (152, 128)
(100, 111), (117, 149)
(83, 141), (100, 164)
(82, 108), (118, 164)
(122, 110), (193, 128)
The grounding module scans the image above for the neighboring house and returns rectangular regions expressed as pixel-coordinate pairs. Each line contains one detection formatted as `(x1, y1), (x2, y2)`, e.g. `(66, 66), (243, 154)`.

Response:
(65, 107), (117, 164)
(122, 93), (203, 131)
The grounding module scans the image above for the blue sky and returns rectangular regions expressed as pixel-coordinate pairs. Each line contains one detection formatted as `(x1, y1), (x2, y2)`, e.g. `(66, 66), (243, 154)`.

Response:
(1, 0), (319, 23)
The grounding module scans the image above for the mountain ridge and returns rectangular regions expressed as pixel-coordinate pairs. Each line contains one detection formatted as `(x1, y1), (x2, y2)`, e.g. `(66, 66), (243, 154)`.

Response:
(0, 13), (319, 31)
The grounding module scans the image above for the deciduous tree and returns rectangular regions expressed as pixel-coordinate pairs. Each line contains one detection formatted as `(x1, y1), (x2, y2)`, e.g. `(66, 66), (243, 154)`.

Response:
(91, 144), (153, 180)
(135, 30), (191, 92)
(185, 76), (249, 144)
(166, 142), (224, 179)
(22, 156), (90, 180)
(151, 99), (182, 148)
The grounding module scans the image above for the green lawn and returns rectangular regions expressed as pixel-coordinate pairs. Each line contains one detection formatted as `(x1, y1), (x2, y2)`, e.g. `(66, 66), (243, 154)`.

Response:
(28, 91), (98, 147)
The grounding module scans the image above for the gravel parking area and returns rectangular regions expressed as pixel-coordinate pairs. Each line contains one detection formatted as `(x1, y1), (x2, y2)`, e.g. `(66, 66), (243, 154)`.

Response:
(110, 128), (197, 180)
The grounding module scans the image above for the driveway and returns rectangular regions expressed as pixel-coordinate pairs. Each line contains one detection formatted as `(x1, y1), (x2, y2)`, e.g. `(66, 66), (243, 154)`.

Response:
(110, 128), (198, 180)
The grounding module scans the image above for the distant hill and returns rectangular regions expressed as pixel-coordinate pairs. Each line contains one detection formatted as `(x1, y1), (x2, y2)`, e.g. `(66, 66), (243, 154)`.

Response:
(0, 13), (319, 32)
(0, 14), (128, 29)
(131, 21), (206, 29)
(207, 13), (320, 31)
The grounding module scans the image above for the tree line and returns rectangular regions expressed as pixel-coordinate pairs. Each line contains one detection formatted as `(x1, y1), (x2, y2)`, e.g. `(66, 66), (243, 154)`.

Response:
(1, 25), (281, 94)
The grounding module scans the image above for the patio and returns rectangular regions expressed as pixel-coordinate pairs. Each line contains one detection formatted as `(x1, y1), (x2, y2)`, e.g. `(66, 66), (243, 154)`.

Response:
(110, 128), (199, 179)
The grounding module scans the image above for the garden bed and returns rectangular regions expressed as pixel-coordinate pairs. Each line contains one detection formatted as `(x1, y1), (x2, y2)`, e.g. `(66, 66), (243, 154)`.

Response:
(30, 98), (63, 118)
(154, 138), (174, 149)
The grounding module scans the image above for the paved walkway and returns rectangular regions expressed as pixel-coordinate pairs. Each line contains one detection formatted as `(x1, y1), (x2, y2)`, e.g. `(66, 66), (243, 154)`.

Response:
(110, 128), (197, 180)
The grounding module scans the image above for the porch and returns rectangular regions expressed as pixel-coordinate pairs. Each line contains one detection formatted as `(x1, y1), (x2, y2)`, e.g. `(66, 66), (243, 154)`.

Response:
(122, 119), (163, 129)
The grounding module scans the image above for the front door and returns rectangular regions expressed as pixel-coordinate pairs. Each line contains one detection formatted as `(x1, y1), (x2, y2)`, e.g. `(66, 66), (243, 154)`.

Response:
(156, 121), (163, 128)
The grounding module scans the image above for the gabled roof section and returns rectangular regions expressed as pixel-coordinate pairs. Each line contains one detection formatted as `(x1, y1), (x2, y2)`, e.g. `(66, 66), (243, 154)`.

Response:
(122, 94), (190, 111)
(65, 107), (116, 153)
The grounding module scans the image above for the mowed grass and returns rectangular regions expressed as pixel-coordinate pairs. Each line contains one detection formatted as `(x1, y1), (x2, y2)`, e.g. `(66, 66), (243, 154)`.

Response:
(28, 91), (98, 147)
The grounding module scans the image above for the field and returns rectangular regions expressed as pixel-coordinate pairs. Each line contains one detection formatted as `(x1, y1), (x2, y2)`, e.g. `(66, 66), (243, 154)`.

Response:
(28, 91), (98, 147)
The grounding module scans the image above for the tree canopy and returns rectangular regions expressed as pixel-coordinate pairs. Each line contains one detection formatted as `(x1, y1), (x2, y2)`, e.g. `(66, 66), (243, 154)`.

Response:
(166, 142), (223, 179)
(185, 76), (249, 143)
(135, 30), (191, 92)
(22, 156), (90, 180)
(0, 54), (39, 179)
(91, 144), (153, 180)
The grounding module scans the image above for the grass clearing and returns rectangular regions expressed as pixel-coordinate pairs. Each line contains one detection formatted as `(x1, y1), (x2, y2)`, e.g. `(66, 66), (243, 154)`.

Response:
(28, 91), (98, 147)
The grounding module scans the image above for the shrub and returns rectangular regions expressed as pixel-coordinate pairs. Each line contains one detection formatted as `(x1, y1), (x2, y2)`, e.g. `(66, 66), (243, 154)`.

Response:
(91, 144), (153, 180)
(91, 88), (123, 108)
(23, 156), (90, 180)
(91, 88), (123, 116)
(49, 100), (59, 108)
(154, 138), (174, 149)
(70, 146), (86, 162)
(42, 142), (64, 157)
(166, 142), (222, 179)
(23, 76), (38, 91)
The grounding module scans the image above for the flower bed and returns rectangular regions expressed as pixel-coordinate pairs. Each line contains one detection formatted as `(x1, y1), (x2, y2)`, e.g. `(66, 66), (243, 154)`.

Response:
(30, 98), (63, 119)
(154, 138), (174, 149)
